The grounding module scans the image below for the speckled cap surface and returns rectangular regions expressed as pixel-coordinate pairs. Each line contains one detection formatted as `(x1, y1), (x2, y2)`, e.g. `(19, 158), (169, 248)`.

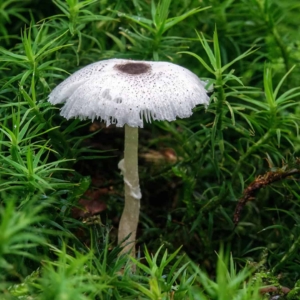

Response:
(48, 59), (210, 128)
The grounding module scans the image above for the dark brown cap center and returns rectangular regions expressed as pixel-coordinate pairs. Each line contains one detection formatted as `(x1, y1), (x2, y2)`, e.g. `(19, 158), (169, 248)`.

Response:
(115, 62), (151, 75)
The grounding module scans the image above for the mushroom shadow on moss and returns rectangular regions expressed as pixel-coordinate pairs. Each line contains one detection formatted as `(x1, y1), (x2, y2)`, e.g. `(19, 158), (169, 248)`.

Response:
(48, 58), (210, 257)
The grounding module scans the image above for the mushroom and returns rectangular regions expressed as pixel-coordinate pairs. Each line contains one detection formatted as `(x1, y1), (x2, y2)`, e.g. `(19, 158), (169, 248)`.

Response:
(48, 58), (210, 256)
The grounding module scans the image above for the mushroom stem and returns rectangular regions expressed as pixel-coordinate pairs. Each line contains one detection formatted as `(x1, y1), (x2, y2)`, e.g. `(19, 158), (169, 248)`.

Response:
(118, 125), (141, 257)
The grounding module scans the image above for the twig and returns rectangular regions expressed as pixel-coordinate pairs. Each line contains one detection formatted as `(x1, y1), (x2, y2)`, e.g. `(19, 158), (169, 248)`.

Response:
(233, 162), (300, 225)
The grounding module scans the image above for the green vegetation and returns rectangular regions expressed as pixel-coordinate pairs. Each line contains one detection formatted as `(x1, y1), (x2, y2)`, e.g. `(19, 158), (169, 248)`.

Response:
(1, 0), (300, 299)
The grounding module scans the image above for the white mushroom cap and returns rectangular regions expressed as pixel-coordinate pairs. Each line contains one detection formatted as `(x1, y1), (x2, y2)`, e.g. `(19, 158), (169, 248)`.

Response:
(48, 59), (210, 128)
